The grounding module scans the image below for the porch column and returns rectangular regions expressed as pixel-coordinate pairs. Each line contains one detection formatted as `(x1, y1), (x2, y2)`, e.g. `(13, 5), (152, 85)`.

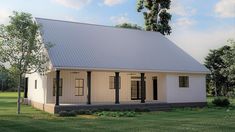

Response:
(115, 72), (120, 104)
(141, 73), (145, 103)
(87, 71), (91, 104)
(55, 70), (60, 106)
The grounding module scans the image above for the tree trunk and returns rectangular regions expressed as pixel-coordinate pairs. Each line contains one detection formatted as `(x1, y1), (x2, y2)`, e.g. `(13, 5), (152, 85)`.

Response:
(214, 81), (217, 97)
(1, 80), (3, 92)
(17, 74), (22, 114)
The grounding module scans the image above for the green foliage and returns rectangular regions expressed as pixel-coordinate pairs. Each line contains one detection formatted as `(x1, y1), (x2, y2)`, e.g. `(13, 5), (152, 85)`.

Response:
(134, 108), (150, 112)
(205, 39), (235, 96)
(0, 11), (50, 76)
(0, 66), (18, 91)
(0, 11), (51, 114)
(220, 39), (235, 85)
(96, 111), (136, 117)
(76, 109), (93, 115)
(212, 97), (230, 107)
(115, 23), (142, 30)
(137, 0), (171, 35)
(58, 111), (77, 117)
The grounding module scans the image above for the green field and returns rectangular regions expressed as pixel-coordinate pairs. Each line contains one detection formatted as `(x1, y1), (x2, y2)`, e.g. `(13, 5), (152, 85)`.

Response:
(0, 92), (235, 132)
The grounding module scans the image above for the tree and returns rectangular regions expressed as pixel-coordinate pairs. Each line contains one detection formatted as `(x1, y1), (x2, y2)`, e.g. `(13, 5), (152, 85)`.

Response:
(220, 40), (235, 91)
(0, 11), (49, 114)
(137, 0), (172, 35)
(205, 40), (235, 96)
(0, 65), (7, 91)
(116, 23), (142, 30)
(0, 65), (18, 91)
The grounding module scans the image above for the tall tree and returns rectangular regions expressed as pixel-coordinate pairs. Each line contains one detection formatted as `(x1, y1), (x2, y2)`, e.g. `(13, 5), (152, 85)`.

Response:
(137, 0), (172, 35)
(0, 12), (50, 114)
(220, 40), (235, 90)
(116, 23), (142, 30)
(205, 40), (235, 96)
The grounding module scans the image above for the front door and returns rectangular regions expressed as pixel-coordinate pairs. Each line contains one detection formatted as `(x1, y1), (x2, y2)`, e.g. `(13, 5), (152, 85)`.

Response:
(153, 77), (158, 100)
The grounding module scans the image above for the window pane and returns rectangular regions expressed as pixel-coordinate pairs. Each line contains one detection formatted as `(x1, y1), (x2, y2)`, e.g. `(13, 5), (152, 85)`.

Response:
(179, 76), (189, 87)
(75, 79), (84, 88)
(79, 79), (84, 87)
(131, 81), (137, 99)
(75, 79), (84, 96)
(78, 88), (83, 96)
(75, 88), (84, 96)
(75, 80), (79, 88)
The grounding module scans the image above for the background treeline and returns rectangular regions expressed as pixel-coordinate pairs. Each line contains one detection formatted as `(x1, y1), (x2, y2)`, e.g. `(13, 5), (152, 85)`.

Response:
(0, 65), (18, 91)
(205, 39), (235, 97)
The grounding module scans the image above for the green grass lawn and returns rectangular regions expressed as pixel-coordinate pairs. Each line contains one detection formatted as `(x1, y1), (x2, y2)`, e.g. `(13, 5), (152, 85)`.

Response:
(0, 92), (235, 132)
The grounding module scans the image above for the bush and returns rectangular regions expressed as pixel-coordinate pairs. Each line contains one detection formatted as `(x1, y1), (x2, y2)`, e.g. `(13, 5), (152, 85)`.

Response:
(76, 110), (92, 115)
(58, 111), (77, 117)
(212, 97), (230, 107)
(96, 111), (136, 117)
(134, 108), (150, 112)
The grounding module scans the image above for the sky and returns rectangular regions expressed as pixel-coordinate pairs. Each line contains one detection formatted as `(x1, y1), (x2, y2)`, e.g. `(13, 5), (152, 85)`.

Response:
(0, 0), (235, 63)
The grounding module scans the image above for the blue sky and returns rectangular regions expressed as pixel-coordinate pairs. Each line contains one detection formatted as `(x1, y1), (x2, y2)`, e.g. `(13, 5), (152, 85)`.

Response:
(0, 0), (235, 63)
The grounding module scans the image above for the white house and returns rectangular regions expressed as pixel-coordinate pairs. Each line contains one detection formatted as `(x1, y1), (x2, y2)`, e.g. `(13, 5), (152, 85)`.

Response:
(25, 18), (209, 114)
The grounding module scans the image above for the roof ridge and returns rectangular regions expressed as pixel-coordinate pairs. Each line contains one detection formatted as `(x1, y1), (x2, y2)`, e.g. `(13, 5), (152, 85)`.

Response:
(35, 17), (162, 35)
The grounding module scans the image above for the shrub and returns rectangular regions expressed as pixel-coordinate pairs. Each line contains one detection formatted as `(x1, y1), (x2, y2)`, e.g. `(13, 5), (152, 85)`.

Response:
(58, 111), (77, 117)
(134, 108), (150, 112)
(76, 110), (93, 115)
(96, 111), (136, 117)
(212, 97), (230, 107)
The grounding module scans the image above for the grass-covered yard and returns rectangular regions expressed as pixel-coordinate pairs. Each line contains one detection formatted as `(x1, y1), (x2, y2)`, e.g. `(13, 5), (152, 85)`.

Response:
(0, 92), (235, 132)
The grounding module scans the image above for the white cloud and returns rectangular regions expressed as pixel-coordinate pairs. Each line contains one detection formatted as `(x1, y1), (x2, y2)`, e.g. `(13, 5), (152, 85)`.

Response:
(0, 9), (11, 24)
(110, 13), (131, 25)
(168, 25), (235, 63)
(103, 0), (126, 6)
(215, 0), (235, 18)
(53, 0), (91, 9)
(170, 0), (196, 16)
(174, 17), (196, 27)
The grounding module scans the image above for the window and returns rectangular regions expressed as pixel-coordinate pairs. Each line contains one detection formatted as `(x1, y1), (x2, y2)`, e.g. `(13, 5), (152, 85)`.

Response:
(179, 76), (189, 88)
(109, 76), (121, 89)
(75, 79), (84, 96)
(35, 80), (37, 89)
(131, 80), (145, 100)
(53, 78), (63, 96)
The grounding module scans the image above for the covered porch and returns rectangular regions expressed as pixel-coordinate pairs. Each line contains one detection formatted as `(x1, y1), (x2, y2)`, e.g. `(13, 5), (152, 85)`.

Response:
(46, 69), (167, 106)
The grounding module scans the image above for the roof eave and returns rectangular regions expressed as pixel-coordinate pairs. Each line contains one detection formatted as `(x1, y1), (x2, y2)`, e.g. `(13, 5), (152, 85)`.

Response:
(52, 66), (210, 74)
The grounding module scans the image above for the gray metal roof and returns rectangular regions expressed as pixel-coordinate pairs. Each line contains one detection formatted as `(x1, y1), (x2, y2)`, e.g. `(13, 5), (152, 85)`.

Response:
(36, 18), (209, 74)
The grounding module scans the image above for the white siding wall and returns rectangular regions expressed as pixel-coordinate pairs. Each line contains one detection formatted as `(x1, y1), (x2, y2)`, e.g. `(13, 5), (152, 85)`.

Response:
(166, 73), (206, 103)
(46, 70), (167, 104)
(47, 71), (88, 104)
(145, 73), (167, 102)
(26, 72), (47, 103)
(27, 70), (206, 104)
